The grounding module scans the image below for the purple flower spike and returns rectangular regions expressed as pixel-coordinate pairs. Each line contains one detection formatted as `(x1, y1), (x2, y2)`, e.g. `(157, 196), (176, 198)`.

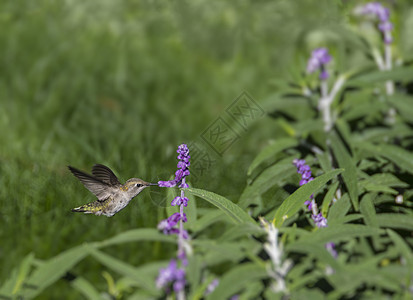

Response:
(306, 48), (332, 80)
(156, 259), (186, 293)
(312, 212), (328, 228)
(158, 144), (191, 188)
(293, 158), (337, 257)
(359, 2), (393, 44)
(157, 213), (188, 236)
(156, 144), (191, 296)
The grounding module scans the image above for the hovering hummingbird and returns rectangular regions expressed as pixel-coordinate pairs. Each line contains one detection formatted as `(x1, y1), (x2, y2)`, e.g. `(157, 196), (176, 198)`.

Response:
(68, 164), (156, 217)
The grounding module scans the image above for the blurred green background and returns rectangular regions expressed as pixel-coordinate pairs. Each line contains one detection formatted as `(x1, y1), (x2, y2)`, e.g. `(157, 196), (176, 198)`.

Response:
(1, 0), (412, 298)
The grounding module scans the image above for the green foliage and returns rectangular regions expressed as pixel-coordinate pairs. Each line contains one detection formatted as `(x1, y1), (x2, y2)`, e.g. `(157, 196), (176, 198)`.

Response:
(1, 0), (413, 299)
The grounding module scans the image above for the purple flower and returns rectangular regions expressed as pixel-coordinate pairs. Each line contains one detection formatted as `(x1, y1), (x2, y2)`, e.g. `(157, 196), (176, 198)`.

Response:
(156, 144), (191, 296)
(205, 279), (219, 295)
(325, 242), (338, 258)
(361, 2), (389, 22)
(293, 158), (337, 257)
(157, 212), (188, 238)
(306, 48), (332, 80)
(171, 196), (189, 207)
(293, 159), (314, 187)
(156, 259), (186, 293)
(312, 212), (328, 228)
(158, 144), (190, 188)
(359, 2), (393, 44)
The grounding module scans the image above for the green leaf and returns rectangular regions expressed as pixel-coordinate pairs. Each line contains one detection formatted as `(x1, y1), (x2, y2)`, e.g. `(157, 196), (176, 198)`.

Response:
(376, 213), (413, 231)
(354, 124), (413, 144)
(186, 255), (202, 299)
(165, 187), (179, 217)
(360, 194), (379, 227)
(71, 276), (102, 300)
(300, 224), (382, 244)
(190, 210), (226, 232)
(348, 67), (413, 84)
(95, 228), (176, 248)
(357, 142), (413, 175)
(218, 222), (263, 242)
(330, 133), (359, 210)
(185, 188), (255, 224)
(341, 99), (388, 122)
(184, 184), (198, 230)
(286, 241), (340, 269)
(387, 94), (413, 123)
(273, 169), (343, 227)
(24, 245), (90, 298)
(192, 240), (256, 265)
(387, 229), (413, 269)
(0, 252), (34, 297)
(89, 248), (163, 295)
(239, 157), (296, 209)
(321, 181), (339, 217)
(359, 173), (408, 195)
(329, 266), (402, 298)
(330, 214), (363, 225)
(316, 152), (333, 173)
(328, 194), (351, 225)
(206, 263), (267, 299)
(247, 138), (298, 175)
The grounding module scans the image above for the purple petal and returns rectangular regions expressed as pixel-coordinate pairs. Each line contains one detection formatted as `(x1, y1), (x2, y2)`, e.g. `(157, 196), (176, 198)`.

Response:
(319, 69), (329, 80)
(378, 20), (393, 32)
(171, 196), (182, 206)
(158, 180), (177, 187)
(167, 212), (181, 225)
(299, 179), (308, 186)
(181, 197), (189, 207)
(179, 182), (189, 188)
(157, 219), (170, 231)
(173, 279), (186, 292)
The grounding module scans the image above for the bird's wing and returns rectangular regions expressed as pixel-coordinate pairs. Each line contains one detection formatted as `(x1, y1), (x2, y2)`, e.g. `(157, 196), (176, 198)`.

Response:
(68, 166), (114, 201)
(91, 164), (122, 186)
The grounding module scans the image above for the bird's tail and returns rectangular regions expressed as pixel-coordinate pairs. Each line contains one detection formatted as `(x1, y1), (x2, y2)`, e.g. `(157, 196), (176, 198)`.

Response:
(71, 202), (101, 214)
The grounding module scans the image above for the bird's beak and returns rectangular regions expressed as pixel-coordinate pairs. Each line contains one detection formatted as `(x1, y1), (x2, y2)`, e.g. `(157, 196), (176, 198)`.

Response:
(148, 183), (158, 186)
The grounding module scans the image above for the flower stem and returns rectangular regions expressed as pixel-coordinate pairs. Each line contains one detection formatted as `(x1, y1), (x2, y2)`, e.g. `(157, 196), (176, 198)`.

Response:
(318, 75), (346, 132)
(384, 43), (394, 95)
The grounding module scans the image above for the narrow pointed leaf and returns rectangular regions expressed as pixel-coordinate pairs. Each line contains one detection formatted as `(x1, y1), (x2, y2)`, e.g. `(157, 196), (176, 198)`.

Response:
(330, 133), (359, 210)
(24, 245), (90, 298)
(185, 188), (255, 224)
(328, 194), (351, 223)
(95, 228), (175, 248)
(247, 138), (298, 175)
(321, 181), (339, 217)
(274, 169), (343, 227)
(239, 157), (296, 208)
(360, 194), (378, 227)
(376, 213), (413, 230)
(357, 142), (413, 175)
(387, 229), (413, 269)
(299, 224), (382, 243)
(206, 263), (267, 300)
(89, 248), (162, 295)
(71, 276), (102, 300)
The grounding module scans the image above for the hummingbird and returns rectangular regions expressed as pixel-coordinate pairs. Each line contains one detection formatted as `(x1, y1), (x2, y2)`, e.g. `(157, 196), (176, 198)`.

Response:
(68, 164), (156, 217)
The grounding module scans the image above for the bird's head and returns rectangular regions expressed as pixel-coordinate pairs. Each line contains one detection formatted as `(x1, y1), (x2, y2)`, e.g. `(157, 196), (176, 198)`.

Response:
(123, 178), (157, 197)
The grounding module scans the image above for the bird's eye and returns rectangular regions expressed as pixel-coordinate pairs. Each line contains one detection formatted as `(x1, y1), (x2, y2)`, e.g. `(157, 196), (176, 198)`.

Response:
(136, 184), (142, 188)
